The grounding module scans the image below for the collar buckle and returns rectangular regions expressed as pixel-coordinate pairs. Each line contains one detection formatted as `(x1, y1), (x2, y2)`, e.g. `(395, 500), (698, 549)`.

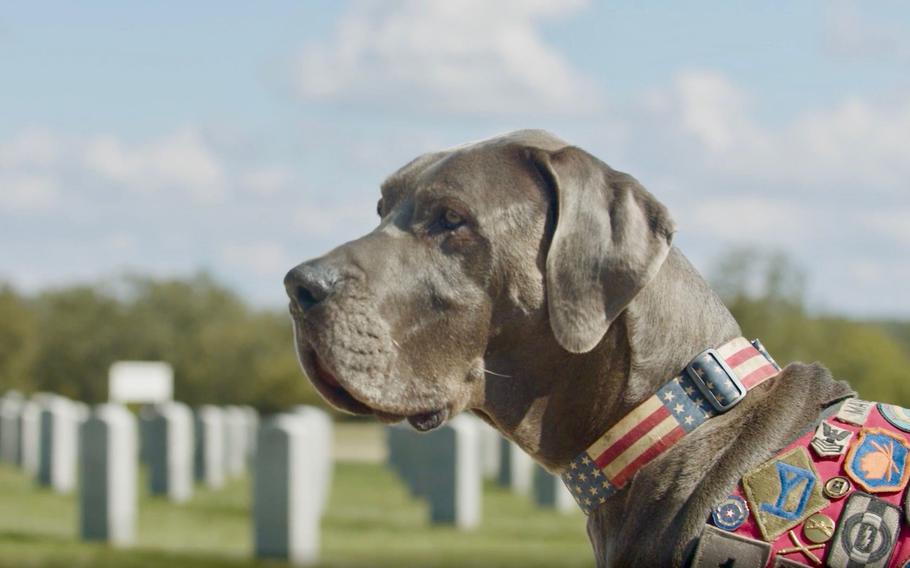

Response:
(685, 349), (746, 414)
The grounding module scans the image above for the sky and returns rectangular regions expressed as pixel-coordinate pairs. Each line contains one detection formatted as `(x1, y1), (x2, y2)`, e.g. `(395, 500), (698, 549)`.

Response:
(1, 0), (908, 317)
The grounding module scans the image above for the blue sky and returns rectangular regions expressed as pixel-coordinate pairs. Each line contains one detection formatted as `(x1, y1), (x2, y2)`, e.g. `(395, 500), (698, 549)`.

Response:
(1, 1), (908, 316)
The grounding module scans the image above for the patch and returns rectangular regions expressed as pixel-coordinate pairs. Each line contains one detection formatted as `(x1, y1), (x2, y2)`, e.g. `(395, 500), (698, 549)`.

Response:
(844, 427), (910, 494)
(810, 421), (853, 458)
(836, 399), (873, 426)
(878, 403), (910, 433)
(742, 447), (830, 542)
(711, 495), (749, 531)
(802, 513), (835, 544)
(779, 529), (825, 565)
(691, 524), (771, 568)
(828, 492), (900, 568)
(773, 558), (812, 567)
(905, 484), (909, 525)
(823, 477), (852, 500)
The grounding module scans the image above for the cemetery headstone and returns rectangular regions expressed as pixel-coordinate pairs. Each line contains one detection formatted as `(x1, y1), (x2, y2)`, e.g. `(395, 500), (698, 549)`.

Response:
(293, 406), (333, 514)
(254, 413), (330, 566)
(533, 464), (576, 513)
(497, 438), (533, 495)
(147, 402), (193, 503)
(224, 405), (248, 478)
(194, 405), (226, 489)
(37, 395), (78, 493)
(80, 404), (138, 546)
(0, 393), (24, 464)
(20, 400), (41, 475)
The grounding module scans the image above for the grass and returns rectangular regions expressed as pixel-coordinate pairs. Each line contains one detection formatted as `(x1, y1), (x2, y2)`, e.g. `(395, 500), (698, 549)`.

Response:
(0, 459), (592, 567)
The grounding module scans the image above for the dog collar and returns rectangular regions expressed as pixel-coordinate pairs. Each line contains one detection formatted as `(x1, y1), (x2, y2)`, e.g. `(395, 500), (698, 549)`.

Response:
(562, 337), (781, 514)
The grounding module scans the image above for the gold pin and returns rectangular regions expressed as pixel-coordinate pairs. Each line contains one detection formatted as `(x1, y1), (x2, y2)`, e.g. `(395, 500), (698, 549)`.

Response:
(823, 476), (851, 499)
(803, 513), (835, 544)
(779, 529), (825, 565)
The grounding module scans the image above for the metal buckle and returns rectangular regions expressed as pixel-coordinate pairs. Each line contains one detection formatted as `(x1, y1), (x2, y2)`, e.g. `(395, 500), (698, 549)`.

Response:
(685, 349), (746, 414)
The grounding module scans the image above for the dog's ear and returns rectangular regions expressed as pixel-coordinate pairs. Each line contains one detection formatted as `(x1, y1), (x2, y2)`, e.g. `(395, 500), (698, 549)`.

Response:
(528, 146), (676, 354)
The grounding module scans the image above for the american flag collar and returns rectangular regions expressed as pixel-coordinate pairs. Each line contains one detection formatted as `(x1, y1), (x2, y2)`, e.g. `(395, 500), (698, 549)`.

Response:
(561, 337), (782, 515)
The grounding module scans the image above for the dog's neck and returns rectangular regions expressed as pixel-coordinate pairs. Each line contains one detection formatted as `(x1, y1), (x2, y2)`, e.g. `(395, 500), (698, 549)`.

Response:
(478, 248), (742, 471)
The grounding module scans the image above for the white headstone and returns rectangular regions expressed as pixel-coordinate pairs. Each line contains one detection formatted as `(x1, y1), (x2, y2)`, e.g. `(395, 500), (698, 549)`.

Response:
(20, 400), (41, 475)
(293, 406), (333, 514)
(533, 464), (576, 513)
(147, 402), (193, 503)
(240, 405), (259, 463)
(194, 405), (226, 489)
(109, 361), (173, 404)
(80, 404), (138, 546)
(254, 413), (330, 566)
(497, 438), (533, 495)
(37, 395), (78, 493)
(223, 406), (247, 478)
(478, 423), (501, 480)
(0, 394), (24, 464)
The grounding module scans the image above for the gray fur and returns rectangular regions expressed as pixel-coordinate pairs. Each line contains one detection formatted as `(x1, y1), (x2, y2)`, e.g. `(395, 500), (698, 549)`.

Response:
(284, 130), (855, 567)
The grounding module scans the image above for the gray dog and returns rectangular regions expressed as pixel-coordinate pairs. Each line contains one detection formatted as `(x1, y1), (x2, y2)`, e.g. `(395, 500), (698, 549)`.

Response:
(284, 130), (863, 566)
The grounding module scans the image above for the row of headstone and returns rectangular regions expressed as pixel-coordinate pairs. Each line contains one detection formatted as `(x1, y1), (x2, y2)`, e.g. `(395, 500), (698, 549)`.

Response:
(253, 406), (333, 567)
(386, 415), (482, 530)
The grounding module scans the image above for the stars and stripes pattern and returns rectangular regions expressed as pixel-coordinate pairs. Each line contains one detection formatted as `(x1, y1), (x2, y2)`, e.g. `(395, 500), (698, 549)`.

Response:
(562, 337), (780, 515)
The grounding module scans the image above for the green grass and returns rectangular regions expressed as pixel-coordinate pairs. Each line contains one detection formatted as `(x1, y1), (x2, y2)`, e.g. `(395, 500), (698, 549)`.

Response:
(0, 462), (592, 568)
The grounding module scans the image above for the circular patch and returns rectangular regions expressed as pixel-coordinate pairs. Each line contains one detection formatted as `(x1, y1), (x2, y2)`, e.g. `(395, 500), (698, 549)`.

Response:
(711, 495), (749, 531)
(840, 510), (893, 564)
(803, 513), (836, 543)
(824, 476), (852, 499)
(879, 403), (910, 433)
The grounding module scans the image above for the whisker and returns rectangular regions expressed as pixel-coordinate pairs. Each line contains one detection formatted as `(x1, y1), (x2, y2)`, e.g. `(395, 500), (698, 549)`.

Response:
(391, 339), (402, 350)
(482, 368), (512, 378)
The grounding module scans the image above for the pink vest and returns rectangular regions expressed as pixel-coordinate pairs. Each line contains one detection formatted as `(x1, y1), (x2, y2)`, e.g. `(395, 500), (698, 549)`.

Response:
(701, 400), (910, 567)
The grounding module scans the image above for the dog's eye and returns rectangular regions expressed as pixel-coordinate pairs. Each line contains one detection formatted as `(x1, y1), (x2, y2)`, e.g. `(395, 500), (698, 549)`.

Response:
(440, 209), (465, 230)
(376, 199), (384, 217)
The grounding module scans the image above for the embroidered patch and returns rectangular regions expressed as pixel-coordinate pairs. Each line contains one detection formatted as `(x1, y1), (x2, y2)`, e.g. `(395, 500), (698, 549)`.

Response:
(904, 484), (909, 525)
(778, 529), (825, 565)
(810, 421), (853, 457)
(691, 524), (771, 568)
(828, 492), (900, 568)
(844, 427), (910, 494)
(836, 399), (873, 426)
(711, 495), (749, 531)
(823, 476), (852, 500)
(878, 403), (910, 433)
(742, 447), (830, 542)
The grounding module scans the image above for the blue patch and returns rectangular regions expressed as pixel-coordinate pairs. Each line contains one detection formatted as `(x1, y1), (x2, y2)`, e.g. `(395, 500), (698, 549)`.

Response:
(711, 495), (749, 531)
(759, 461), (816, 521)
(845, 428), (910, 493)
(879, 403), (910, 433)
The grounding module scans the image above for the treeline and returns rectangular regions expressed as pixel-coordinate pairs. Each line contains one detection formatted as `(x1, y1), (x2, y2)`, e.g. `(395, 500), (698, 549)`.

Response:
(0, 250), (907, 413)
(0, 274), (317, 413)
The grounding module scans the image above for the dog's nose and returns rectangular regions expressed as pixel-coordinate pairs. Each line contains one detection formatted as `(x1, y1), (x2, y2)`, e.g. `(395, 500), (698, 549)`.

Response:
(284, 262), (340, 310)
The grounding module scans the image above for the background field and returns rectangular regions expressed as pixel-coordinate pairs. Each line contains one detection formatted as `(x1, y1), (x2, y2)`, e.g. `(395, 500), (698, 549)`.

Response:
(0, 423), (591, 568)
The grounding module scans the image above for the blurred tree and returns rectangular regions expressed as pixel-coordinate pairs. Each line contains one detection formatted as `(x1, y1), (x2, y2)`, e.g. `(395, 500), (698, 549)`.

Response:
(0, 285), (38, 392)
(711, 248), (910, 406)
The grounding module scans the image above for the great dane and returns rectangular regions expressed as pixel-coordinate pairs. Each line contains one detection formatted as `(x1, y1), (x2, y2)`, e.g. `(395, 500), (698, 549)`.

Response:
(284, 130), (910, 567)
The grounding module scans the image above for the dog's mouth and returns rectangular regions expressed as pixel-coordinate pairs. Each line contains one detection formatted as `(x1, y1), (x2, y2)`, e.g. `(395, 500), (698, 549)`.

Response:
(298, 342), (450, 432)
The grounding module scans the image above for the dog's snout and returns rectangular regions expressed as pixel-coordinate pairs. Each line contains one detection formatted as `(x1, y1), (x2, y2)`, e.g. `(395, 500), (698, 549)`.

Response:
(284, 263), (340, 310)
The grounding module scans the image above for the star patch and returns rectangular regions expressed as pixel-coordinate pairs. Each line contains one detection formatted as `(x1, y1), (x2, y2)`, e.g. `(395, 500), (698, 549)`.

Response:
(878, 403), (910, 433)
(836, 399), (873, 426)
(742, 447), (829, 542)
(691, 524), (771, 568)
(828, 492), (901, 568)
(711, 495), (749, 531)
(844, 427), (910, 494)
(810, 420), (853, 458)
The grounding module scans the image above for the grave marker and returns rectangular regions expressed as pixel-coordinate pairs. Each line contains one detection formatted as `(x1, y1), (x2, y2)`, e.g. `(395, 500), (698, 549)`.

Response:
(147, 402), (193, 503)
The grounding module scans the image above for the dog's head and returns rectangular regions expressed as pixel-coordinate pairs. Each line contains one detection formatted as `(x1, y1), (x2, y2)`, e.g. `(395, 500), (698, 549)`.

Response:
(284, 130), (675, 430)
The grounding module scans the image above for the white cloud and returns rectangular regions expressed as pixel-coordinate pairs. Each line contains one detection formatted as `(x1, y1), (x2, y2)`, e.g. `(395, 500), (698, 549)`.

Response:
(83, 129), (227, 202)
(686, 196), (812, 244)
(825, 1), (910, 62)
(295, 0), (598, 115)
(295, 201), (376, 238)
(238, 165), (294, 195)
(0, 173), (61, 212)
(649, 70), (910, 193)
(0, 128), (62, 168)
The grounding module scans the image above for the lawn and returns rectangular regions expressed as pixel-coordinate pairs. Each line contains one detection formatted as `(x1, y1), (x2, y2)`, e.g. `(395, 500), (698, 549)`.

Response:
(0, 456), (592, 567)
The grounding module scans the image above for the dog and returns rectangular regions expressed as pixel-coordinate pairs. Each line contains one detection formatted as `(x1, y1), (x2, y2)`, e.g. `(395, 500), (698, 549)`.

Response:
(284, 130), (910, 567)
